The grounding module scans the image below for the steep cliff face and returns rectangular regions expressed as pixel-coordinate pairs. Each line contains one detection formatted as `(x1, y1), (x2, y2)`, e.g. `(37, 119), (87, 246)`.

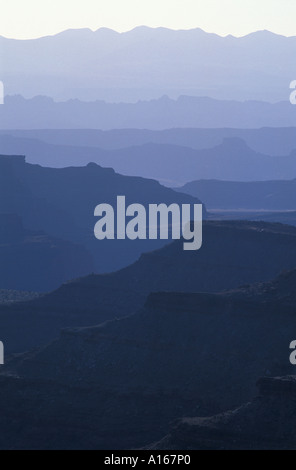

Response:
(148, 376), (296, 450)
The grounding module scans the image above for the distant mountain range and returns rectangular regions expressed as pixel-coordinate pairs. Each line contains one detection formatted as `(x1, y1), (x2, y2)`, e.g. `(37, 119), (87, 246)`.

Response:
(1, 95), (296, 130)
(1, 135), (296, 185)
(2, 128), (296, 156)
(1, 27), (296, 102)
(178, 179), (296, 210)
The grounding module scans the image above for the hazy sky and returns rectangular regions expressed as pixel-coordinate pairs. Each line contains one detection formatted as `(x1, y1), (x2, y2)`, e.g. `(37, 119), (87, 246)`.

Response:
(1, 0), (296, 39)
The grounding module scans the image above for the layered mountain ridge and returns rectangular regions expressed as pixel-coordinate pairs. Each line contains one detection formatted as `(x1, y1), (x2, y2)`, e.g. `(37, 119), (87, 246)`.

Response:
(1, 27), (295, 102)
(148, 375), (296, 450)
(1, 267), (296, 449)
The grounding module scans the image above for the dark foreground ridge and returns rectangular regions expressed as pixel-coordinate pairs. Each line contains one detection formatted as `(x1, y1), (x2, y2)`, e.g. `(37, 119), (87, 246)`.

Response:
(147, 376), (296, 450)
(0, 268), (296, 449)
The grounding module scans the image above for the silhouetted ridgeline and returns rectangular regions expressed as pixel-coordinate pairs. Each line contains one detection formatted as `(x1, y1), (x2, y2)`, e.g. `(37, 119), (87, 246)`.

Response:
(1, 221), (296, 354)
(1, 27), (296, 102)
(1, 269), (296, 449)
(1, 136), (296, 185)
(148, 375), (296, 450)
(0, 154), (203, 277)
(2, 127), (296, 156)
(1, 95), (296, 130)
